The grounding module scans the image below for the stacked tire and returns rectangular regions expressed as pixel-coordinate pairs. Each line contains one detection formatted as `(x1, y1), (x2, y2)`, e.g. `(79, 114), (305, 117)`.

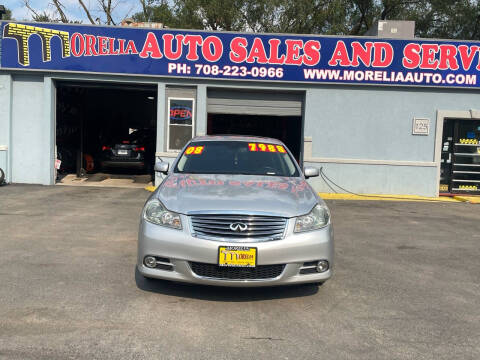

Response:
(0, 168), (5, 186)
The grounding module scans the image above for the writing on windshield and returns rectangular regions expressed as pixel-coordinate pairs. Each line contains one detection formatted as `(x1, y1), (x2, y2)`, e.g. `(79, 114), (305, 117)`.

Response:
(248, 143), (286, 153)
(175, 141), (299, 177)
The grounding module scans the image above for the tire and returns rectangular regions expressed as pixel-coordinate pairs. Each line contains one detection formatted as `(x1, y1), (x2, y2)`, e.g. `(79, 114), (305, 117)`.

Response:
(0, 167), (5, 185)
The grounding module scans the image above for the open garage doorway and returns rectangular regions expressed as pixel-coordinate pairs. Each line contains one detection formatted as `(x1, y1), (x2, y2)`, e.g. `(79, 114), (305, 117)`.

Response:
(55, 81), (157, 188)
(208, 114), (302, 161)
(206, 89), (304, 162)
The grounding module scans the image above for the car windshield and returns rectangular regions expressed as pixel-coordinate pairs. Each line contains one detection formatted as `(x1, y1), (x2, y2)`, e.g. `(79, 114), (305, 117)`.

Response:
(174, 141), (300, 177)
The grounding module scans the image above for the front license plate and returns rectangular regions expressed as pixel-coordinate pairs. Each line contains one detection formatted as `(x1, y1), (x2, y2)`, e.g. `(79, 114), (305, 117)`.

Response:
(218, 246), (257, 267)
(117, 150), (128, 155)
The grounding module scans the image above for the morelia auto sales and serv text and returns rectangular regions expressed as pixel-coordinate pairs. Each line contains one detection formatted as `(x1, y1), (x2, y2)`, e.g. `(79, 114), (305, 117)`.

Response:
(1, 22), (480, 87)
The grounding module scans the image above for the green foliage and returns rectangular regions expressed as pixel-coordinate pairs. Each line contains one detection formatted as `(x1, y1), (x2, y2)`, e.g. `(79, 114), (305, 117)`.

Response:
(32, 11), (57, 23)
(133, 0), (353, 33)
(133, 0), (175, 24)
(346, 0), (480, 39)
(274, 0), (350, 35)
(413, 0), (480, 40)
(17, 0), (480, 40)
(2, 8), (12, 20)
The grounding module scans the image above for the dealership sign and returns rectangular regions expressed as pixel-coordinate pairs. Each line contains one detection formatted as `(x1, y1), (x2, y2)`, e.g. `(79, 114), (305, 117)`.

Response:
(2, 21), (480, 88)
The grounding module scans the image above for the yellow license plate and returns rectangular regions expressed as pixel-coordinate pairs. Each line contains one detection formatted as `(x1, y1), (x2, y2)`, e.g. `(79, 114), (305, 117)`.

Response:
(218, 246), (257, 267)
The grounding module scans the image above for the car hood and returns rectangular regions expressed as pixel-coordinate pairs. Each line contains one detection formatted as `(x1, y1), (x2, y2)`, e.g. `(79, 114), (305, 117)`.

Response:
(156, 174), (320, 218)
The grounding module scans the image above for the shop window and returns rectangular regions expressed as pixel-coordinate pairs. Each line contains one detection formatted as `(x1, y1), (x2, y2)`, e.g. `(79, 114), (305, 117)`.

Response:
(167, 97), (195, 151)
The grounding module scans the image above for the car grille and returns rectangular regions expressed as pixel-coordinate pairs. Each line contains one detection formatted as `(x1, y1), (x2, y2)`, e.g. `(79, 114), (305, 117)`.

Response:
(190, 214), (287, 241)
(189, 262), (285, 280)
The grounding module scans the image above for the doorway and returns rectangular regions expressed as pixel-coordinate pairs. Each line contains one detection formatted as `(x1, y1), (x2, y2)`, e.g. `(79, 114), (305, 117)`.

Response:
(207, 89), (304, 162)
(440, 118), (480, 195)
(207, 114), (302, 161)
(55, 81), (157, 187)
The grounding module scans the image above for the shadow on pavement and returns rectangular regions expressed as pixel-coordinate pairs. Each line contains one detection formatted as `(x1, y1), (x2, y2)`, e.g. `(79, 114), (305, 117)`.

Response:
(134, 266), (319, 301)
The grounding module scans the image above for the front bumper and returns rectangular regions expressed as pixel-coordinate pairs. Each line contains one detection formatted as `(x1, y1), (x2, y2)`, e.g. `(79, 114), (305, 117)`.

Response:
(137, 216), (334, 287)
(101, 160), (145, 169)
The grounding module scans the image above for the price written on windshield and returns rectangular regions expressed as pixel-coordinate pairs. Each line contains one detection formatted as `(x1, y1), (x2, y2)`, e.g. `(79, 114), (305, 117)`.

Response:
(185, 146), (204, 155)
(248, 143), (286, 153)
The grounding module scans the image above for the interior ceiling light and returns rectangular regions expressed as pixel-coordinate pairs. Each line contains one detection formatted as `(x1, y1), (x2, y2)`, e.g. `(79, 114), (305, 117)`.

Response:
(147, 96), (155, 100)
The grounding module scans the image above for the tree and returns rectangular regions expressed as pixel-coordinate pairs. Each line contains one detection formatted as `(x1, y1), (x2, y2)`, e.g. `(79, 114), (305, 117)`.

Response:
(132, 0), (177, 25)
(130, 0), (348, 32)
(22, 0), (133, 25)
(78, 0), (96, 24)
(412, 0), (480, 40)
(1, 7), (12, 20)
(98, 0), (116, 25)
(21, 1), (55, 22)
(17, 0), (480, 41)
(273, 0), (350, 35)
(241, 0), (282, 33)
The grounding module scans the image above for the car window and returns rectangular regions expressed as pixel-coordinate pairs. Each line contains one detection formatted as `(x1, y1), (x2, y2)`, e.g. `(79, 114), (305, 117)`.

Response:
(174, 141), (300, 177)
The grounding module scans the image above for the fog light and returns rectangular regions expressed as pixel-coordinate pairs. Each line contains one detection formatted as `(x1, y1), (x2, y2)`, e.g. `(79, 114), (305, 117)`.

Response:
(144, 256), (157, 268)
(317, 260), (329, 273)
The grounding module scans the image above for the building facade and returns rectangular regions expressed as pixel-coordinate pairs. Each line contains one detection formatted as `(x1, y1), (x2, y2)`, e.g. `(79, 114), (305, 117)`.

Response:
(1, 21), (480, 197)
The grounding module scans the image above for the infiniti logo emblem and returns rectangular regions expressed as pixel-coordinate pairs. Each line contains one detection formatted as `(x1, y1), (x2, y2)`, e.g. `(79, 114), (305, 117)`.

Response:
(229, 222), (248, 232)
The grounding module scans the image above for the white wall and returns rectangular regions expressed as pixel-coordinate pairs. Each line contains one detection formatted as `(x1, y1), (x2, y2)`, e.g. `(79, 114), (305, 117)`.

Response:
(0, 74), (12, 182)
(11, 75), (50, 184)
(303, 85), (480, 196)
(3, 71), (480, 196)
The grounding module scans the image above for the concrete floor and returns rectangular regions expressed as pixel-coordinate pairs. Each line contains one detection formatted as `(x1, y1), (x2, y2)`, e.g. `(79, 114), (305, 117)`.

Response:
(57, 172), (153, 189)
(0, 185), (479, 359)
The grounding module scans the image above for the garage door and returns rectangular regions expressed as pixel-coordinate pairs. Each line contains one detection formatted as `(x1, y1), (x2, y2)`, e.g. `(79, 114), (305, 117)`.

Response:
(207, 89), (303, 116)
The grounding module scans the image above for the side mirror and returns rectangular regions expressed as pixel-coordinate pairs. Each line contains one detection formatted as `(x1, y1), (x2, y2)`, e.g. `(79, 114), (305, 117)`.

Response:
(304, 166), (319, 179)
(154, 161), (169, 175)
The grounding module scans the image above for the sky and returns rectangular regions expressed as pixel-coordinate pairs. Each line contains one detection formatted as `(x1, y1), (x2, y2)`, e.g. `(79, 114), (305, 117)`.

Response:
(4, 0), (143, 23)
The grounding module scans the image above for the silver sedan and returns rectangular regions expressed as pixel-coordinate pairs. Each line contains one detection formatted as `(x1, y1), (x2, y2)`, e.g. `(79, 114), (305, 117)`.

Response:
(137, 136), (333, 287)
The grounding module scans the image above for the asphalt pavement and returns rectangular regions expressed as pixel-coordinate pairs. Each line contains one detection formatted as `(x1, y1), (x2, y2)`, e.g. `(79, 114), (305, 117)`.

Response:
(0, 184), (479, 359)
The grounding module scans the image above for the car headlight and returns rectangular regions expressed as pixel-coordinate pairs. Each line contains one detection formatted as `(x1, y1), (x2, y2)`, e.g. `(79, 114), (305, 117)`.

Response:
(143, 199), (182, 230)
(294, 204), (330, 233)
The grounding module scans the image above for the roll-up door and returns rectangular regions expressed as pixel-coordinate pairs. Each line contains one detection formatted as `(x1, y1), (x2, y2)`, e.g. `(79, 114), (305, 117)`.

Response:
(207, 89), (303, 116)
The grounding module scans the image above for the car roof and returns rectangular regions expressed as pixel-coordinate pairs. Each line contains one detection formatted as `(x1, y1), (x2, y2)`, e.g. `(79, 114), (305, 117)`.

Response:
(190, 135), (284, 145)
